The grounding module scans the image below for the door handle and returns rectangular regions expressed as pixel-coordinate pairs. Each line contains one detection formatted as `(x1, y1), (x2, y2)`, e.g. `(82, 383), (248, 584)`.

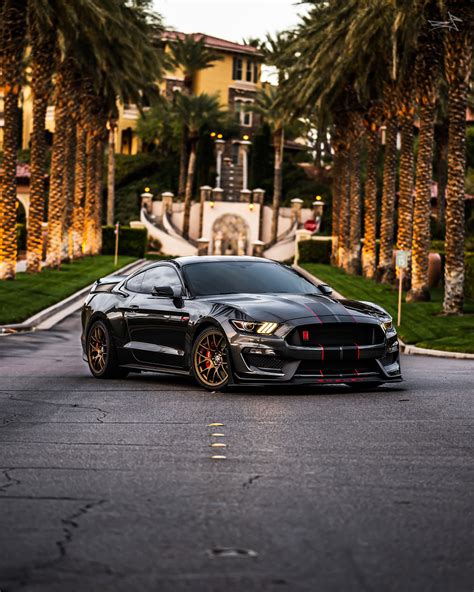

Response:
(129, 304), (139, 309)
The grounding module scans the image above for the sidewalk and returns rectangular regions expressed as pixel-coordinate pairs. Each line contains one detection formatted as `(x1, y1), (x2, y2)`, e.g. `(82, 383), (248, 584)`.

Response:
(1, 259), (146, 335)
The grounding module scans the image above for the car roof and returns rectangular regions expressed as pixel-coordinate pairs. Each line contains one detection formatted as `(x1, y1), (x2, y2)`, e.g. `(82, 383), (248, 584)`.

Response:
(174, 256), (276, 266)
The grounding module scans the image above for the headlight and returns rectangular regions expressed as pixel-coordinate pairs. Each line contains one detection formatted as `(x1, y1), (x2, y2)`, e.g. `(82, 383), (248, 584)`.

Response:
(231, 320), (279, 335)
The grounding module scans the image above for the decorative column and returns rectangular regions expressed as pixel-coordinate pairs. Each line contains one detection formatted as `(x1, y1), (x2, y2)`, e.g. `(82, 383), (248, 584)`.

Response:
(237, 232), (246, 256)
(253, 188), (265, 241)
(160, 191), (174, 222)
(312, 196), (325, 234)
(215, 139), (225, 189)
(291, 198), (304, 227)
(141, 191), (153, 214)
(212, 187), (224, 202)
(199, 185), (212, 239)
(214, 231), (223, 255)
(252, 239), (265, 257)
(197, 237), (210, 256)
(240, 139), (251, 191)
(239, 189), (251, 203)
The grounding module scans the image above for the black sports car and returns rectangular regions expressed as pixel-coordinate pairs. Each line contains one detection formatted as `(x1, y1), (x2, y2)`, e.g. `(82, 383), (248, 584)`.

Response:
(81, 256), (401, 390)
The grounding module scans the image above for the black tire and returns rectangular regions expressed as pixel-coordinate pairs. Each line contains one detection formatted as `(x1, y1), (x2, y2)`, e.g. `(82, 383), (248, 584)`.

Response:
(86, 319), (129, 379)
(192, 327), (232, 391)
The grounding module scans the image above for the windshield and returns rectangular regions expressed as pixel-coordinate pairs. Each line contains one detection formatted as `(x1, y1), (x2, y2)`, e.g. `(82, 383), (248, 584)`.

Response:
(183, 261), (321, 297)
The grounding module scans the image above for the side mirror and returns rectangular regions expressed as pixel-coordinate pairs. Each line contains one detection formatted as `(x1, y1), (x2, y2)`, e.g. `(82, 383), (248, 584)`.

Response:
(319, 284), (333, 296)
(152, 285), (183, 298)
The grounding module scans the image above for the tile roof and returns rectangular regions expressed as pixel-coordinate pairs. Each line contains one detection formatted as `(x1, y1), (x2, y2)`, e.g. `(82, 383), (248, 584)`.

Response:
(162, 31), (263, 57)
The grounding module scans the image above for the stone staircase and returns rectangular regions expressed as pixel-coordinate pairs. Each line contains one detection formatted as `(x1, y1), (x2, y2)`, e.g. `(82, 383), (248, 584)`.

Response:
(221, 161), (244, 201)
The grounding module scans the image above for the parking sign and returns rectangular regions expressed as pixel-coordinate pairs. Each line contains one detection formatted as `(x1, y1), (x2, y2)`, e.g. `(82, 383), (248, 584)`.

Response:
(396, 250), (410, 269)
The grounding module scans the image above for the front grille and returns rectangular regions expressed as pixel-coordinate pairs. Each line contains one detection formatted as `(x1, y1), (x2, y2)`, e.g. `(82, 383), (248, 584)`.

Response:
(244, 354), (285, 372)
(296, 359), (379, 376)
(287, 323), (385, 347)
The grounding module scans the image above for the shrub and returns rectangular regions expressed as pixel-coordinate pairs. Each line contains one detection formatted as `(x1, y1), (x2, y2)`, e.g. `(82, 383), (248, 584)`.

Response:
(298, 239), (332, 264)
(465, 253), (474, 299)
(102, 226), (148, 258)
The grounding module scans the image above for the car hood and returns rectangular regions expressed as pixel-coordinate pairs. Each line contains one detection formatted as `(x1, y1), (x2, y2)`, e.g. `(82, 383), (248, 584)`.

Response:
(205, 293), (386, 324)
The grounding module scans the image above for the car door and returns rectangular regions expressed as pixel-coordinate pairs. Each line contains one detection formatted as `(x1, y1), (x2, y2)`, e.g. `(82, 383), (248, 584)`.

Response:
(124, 264), (189, 368)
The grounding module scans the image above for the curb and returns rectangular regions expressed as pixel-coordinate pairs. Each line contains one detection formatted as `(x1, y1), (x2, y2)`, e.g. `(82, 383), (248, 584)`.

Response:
(0, 259), (147, 336)
(293, 264), (474, 360)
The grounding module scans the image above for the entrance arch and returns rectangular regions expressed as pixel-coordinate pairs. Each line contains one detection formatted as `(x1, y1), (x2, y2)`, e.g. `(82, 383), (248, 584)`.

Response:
(211, 214), (249, 256)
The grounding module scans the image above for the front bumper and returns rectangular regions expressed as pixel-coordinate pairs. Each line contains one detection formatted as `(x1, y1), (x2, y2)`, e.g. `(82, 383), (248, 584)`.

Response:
(225, 317), (402, 386)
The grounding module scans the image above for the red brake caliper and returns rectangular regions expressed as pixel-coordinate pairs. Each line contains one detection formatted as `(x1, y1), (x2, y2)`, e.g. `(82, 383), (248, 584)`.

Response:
(205, 350), (212, 368)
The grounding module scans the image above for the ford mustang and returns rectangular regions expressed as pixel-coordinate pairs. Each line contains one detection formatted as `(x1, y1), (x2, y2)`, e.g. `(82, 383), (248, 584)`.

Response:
(81, 256), (401, 390)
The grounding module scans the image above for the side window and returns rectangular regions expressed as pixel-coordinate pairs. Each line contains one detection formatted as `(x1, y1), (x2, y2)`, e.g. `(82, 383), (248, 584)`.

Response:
(126, 271), (145, 293)
(141, 266), (182, 295)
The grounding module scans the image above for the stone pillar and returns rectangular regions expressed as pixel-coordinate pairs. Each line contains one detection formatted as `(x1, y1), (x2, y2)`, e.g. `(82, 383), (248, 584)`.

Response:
(237, 232), (246, 256)
(252, 239), (265, 257)
(212, 187), (224, 202)
(294, 228), (313, 265)
(199, 186), (212, 238)
(141, 191), (153, 214)
(240, 140), (251, 191)
(197, 237), (210, 256)
(239, 189), (251, 203)
(312, 197), (325, 234)
(252, 188), (265, 241)
(291, 198), (304, 226)
(161, 191), (174, 217)
(215, 139), (225, 188)
(214, 231), (223, 255)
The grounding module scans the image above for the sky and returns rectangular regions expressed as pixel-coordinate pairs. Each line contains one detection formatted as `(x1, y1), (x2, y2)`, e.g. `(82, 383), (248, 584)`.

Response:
(154, 0), (307, 44)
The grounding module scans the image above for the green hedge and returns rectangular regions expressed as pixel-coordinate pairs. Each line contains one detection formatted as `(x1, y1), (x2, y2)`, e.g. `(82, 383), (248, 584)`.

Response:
(298, 239), (332, 264)
(102, 226), (147, 258)
(465, 254), (474, 299)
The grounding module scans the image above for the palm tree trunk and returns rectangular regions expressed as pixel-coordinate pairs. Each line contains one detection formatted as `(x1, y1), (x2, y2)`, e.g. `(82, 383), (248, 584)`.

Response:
(377, 118), (398, 284)
(330, 151), (341, 265)
(93, 134), (105, 254)
(435, 118), (449, 231)
(83, 131), (97, 256)
(271, 127), (284, 244)
(62, 115), (77, 260)
(442, 19), (473, 314)
(397, 116), (415, 252)
(106, 120), (116, 226)
(362, 128), (379, 279)
(178, 125), (188, 198)
(46, 59), (74, 268)
(0, 0), (27, 280)
(182, 140), (197, 239)
(72, 119), (87, 258)
(337, 152), (350, 269)
(26, 23), (55, 274)
(347, 135), (362, 274)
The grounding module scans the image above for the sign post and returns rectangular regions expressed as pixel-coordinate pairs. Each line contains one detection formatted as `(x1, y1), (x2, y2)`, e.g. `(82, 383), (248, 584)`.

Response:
(114, 222), (120, 267)
(395, 250), (410, 326)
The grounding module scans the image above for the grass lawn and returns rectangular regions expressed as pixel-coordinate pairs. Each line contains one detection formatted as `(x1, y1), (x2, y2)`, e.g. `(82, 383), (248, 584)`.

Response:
(0, 255), (136, 325)
(302, 263), (474, 354)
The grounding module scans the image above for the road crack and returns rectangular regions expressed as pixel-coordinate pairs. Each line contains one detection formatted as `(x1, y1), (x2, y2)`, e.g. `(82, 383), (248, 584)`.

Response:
(0, 468), (21, 493)
(243, 475), (260, 488)
(8, 395), (109, 423)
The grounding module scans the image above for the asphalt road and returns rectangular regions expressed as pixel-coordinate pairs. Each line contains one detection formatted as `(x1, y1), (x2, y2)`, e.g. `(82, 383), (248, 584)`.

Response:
(0, 312), (473, 592)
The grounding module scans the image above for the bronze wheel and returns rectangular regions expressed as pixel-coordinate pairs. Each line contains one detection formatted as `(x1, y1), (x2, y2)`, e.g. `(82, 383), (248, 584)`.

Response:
(192, 328), (231, 390)
(88, 324), (108, 374)
(86, 320), (128, 379)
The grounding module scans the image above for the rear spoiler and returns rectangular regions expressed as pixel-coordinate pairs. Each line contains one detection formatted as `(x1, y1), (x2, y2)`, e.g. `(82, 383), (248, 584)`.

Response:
(90, 275), (127, 294)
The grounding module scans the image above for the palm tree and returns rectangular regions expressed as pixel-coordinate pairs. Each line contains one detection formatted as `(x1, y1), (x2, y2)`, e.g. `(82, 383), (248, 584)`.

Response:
(251, 85), (289, 244)
(407, 32), (441, 302)
(173, 92), (226, 239)
(441, 1), (473, 314)
(25, 11), (55, 273)
(0, 0), (27, 280)
(169, 35), (222, 198)
(362, 107), (382, 279)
